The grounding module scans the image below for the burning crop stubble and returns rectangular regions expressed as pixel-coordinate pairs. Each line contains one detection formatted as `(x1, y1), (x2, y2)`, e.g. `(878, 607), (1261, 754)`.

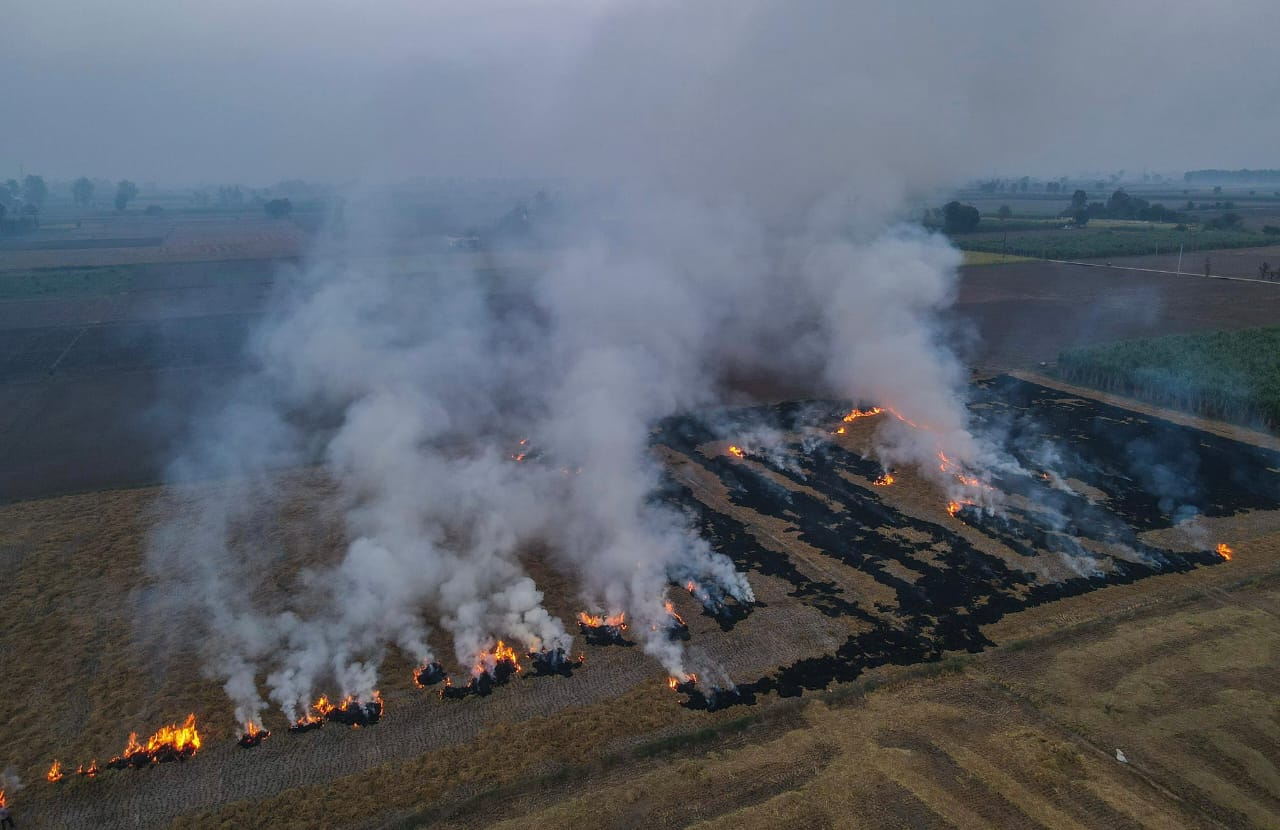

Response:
(126, 0), (1280, 752)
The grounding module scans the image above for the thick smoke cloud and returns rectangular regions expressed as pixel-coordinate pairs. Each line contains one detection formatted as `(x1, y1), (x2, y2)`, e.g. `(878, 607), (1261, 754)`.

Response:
(132, 1), (1268, 722)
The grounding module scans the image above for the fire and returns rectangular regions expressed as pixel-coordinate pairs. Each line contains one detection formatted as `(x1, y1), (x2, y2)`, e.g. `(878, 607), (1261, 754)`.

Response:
(493, 640), (519, 667)
(842, 407), (883, 422)
(728, 445), (745, 458)
(664, 600), (686, 627)
(577, 610), (627, 629)
(0, 790), (5, 808)
(947, 501), (961, 517)
(1217, 543), (1234, 561)
(294, 695), (335, 729)
(667, 672), (698, 692)
(511, 452), (527, 462)
(885, 405), (929, 431)
(312, 695), (335, 719)
(873, 473), (894, 487)
(833, 426), (846, 435)
(105, 714), (202, 769)
(47, 759), (63, 783)
(472, 640), (522, 678)
(77, 759), (99, 778)
(238, 720), (270, 748)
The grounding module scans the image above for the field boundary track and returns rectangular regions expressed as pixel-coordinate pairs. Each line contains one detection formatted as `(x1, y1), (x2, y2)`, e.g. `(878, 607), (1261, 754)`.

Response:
(1007, 370), (1280, 452)
(1047, 257), (1280, 286)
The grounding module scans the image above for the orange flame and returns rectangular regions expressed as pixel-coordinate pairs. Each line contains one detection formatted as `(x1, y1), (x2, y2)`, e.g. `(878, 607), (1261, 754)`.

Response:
(577, 610), (627, 629)
(244, 722), (263, 739)
(947, 501), (961, 517)
(511, 452), (527, 462)
(0, 790), (6, 807)
(312, 695), (335, 718)
(472, 640), (522, 677)
(47, 759), (63, 783)
(842, 407), (883, 422)
(1217, 543), (1233, 561)
(664, 600), (686, 627)
(107, 714), (202, 767)
(77, 759), (99, 778)
(667, 672), (698, 691)
(873, 473), (895, 487)
(728, 445), (745, 458)
(293, 695), (335, 728)
(833, 426), (847, 435)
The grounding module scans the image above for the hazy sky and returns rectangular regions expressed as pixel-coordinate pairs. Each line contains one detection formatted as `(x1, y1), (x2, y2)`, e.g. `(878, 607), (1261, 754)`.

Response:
(5, 0), (1279, 188)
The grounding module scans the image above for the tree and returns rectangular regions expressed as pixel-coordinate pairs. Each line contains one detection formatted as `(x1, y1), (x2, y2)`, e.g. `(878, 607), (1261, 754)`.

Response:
(72, 176), (94, 208)
(1071, 189), (1089, 211)
(115, 180), (139, 212)
(997, 205), (1012, 221)
(1106, 188), (1132, 217)
(942, 201), (980, 233)
(1073, 209), (1089, 227)
(263, 198), (293, 218)
(23, 175), (47, 208)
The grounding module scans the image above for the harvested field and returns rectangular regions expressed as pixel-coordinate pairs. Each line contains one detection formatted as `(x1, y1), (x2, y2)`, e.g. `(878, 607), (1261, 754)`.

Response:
(6, 256), (1280, 502)
(4, 377), (1278, 828)
(0, 216), (307, 271)
(1087, 245), (1280, 281)
(953, 259), (1280, 370)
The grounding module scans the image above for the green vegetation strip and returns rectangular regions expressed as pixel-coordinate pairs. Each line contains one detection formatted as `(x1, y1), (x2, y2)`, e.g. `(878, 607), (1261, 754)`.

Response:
(1056, 326), (1280, 428)
(958, 227), (1264, 261)
(0, 267), (136, 300)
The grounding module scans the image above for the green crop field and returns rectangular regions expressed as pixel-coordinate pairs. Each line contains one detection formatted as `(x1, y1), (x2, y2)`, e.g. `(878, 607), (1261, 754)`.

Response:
(1056, 326), (1280, 427)
(956, 227), (1264, 261)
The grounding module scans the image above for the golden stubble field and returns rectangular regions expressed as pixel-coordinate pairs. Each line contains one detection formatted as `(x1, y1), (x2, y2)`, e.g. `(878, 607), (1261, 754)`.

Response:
(1, 394), (1278, 829)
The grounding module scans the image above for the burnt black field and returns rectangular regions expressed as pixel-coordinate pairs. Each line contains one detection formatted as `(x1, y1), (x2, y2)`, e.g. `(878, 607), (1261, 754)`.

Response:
(654, 375), (1280, 709)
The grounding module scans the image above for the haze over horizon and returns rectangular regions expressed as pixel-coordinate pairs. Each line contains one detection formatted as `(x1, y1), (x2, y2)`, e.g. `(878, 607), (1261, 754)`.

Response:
(5, 0), (1280, 190)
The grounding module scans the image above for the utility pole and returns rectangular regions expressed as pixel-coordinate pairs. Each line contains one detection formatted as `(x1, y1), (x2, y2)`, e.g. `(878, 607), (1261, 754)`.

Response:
(1177, 244), (1183, 275)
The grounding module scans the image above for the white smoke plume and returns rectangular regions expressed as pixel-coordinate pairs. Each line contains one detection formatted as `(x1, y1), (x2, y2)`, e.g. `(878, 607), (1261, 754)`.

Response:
(139, 0), (1104, 716)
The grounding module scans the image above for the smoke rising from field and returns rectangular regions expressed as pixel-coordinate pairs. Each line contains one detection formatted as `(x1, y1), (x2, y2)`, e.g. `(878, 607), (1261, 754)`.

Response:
(134, 0), (1214, 718)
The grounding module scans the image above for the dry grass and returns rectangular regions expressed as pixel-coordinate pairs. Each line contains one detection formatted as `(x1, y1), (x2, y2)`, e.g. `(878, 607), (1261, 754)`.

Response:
(4, 392), (1280, 827)
(961, 250), (1037, 266)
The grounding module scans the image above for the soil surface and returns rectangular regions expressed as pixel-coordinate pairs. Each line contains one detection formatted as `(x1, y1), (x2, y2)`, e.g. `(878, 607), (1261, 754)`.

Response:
(4, 379), (1279, 828)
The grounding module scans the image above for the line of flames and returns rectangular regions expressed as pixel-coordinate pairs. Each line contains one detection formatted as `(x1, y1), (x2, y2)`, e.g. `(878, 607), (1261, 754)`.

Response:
(577, 610), (627, 630)
(65, 714), (201, 778)
(293, 691), (383, 729)
(1217, 543), (1233, 561)
(112, 714), (201, 765)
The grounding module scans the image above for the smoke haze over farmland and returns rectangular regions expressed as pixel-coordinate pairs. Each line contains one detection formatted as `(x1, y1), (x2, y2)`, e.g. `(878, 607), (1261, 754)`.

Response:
(9, 0), (1276, 727)
(5, 0), (1280, 184)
